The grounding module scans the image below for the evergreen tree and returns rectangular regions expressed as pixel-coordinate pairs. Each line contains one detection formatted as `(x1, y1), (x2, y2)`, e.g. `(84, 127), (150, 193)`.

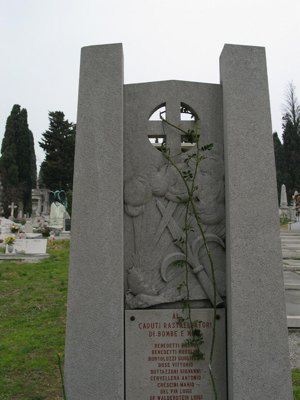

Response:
(281, 83), (300, 202)
(17, 108), (35, 213)
(29, 130), (37, 189)
(39, 111), (75, 191)
(273, 132), (285, 204)
(0, 105), (20, 215)
(0, 105), (37, 216)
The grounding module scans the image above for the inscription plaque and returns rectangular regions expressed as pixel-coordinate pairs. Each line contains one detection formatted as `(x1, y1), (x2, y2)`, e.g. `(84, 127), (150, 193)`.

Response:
(125, 309), (227, 400)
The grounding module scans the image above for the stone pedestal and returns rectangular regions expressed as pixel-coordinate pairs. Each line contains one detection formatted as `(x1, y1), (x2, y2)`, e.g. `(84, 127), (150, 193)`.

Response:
(220, 44), (292, 399)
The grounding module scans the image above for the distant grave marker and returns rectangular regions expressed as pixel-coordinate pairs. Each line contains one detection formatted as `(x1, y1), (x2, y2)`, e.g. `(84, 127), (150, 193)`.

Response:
(8, 202), (17, 218)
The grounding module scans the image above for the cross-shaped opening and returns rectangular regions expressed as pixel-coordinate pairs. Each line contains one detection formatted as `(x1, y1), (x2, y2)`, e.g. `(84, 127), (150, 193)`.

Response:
(148, 102), (198, 153)
(149, 104), (166, 121)
(180, 103), (196, 121)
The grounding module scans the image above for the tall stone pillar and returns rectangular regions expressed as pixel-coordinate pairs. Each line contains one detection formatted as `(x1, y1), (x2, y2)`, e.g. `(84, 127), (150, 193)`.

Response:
(281, 183), (288, 208)
(220, 44), (292, 399)
(37, 197), (42, 216)
(64, 44), (124, 399)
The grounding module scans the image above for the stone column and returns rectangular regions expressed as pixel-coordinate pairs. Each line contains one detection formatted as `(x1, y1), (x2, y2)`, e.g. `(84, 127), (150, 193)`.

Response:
(64, 44), (124, 399)
(220, 44), (292, 400)
(43, 190), (50, 215)
(281, 184), (288, 208)
(37, 196), (42, 216)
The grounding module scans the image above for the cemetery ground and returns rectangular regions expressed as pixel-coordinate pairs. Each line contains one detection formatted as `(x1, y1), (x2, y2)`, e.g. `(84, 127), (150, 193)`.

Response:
(0, 238), (300, 399)
(0, 240), (69, 400)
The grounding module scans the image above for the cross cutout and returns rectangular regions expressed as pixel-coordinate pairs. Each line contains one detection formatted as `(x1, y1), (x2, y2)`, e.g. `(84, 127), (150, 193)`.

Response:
(8, 202), (17, 218)
(148, 101), (195, 156)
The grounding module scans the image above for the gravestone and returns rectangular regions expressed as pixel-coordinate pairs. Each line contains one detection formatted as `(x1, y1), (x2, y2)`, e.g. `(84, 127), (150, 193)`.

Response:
(0, 217), (14, 236)
(65, 44), (292, 399)
(17, 208), (23, 220)
(24, 221), (34, 234)
(8, 202), (17, 219)
(12, 238), (47, 254)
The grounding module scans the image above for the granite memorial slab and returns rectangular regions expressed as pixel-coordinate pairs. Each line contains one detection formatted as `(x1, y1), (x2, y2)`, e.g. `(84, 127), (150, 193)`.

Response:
(126, 309), (226, 400)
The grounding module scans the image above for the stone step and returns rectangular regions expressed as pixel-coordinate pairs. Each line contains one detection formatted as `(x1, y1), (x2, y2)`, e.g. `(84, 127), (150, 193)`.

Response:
(284, 260), (300, 265)
(281, 233), (300, 237)
(281, 242), (300, 246)
(287, 316), (300, 328)
(281, 238), (300, 242)
(283, 251), (300, 256)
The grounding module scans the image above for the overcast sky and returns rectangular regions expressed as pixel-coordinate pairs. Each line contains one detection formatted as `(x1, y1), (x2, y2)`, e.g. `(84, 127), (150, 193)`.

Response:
(1, 0), (299, 168)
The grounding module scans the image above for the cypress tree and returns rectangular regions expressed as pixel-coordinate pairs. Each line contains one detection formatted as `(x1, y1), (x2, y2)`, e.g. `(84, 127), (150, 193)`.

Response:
(281, 83), (300, 202)
(29, 130), (37, 189)
(17, 108), (34, 214)
(0, 105), (37, 216)
(0, 105), (20, 215)
(39, 111), (75, 191)
(273, 132), (285, 204)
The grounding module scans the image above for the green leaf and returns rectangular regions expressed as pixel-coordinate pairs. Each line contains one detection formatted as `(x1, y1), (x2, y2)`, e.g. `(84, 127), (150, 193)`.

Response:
(201, 143), (214, 151)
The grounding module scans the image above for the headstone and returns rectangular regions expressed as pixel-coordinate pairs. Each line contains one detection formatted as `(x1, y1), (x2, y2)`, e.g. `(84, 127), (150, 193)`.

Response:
(49, 201), (67, 229)
(289, 191), (298, 222)
(8, 202), (17, 218)
(0, 217), (14, 235)
(24, 221), (33, 234)
(17, 208), (23, 220)
(64, 44), (292, 399)
(13, 238), (47, 254)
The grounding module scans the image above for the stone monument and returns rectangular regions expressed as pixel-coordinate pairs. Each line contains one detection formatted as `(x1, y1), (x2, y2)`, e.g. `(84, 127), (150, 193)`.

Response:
(280, 184), (290, 221)
(8, 202), (17, 219)
(65, 44), (292, 399)
(49, 191), (69, 230)
(281, 184), (288, 208)
(49, 201), (66, 229)
(32, 187), (50, 217)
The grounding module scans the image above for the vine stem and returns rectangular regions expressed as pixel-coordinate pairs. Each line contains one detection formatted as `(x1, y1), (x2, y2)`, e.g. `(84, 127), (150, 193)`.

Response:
(161, 118), (218, 400)
(183, 195), (204, 360)
(57, 353), (67, 400)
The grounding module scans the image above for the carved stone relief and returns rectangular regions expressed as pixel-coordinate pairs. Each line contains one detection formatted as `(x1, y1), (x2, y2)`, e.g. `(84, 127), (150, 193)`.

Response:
(124, 113), (225, 309)
(123, 81), (225, 309)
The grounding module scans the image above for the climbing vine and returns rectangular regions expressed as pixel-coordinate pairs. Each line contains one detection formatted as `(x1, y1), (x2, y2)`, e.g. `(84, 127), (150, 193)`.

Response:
(160, 115), (219, 399)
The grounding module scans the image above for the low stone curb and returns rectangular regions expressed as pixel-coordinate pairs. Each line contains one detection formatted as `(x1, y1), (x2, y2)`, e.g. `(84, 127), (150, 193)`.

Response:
(0, 253), (50, 263)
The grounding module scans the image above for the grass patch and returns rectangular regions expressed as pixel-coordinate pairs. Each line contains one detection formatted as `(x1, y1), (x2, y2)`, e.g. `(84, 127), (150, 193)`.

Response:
(293, 369), (300, 399)
(0, 240), (69, 400)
